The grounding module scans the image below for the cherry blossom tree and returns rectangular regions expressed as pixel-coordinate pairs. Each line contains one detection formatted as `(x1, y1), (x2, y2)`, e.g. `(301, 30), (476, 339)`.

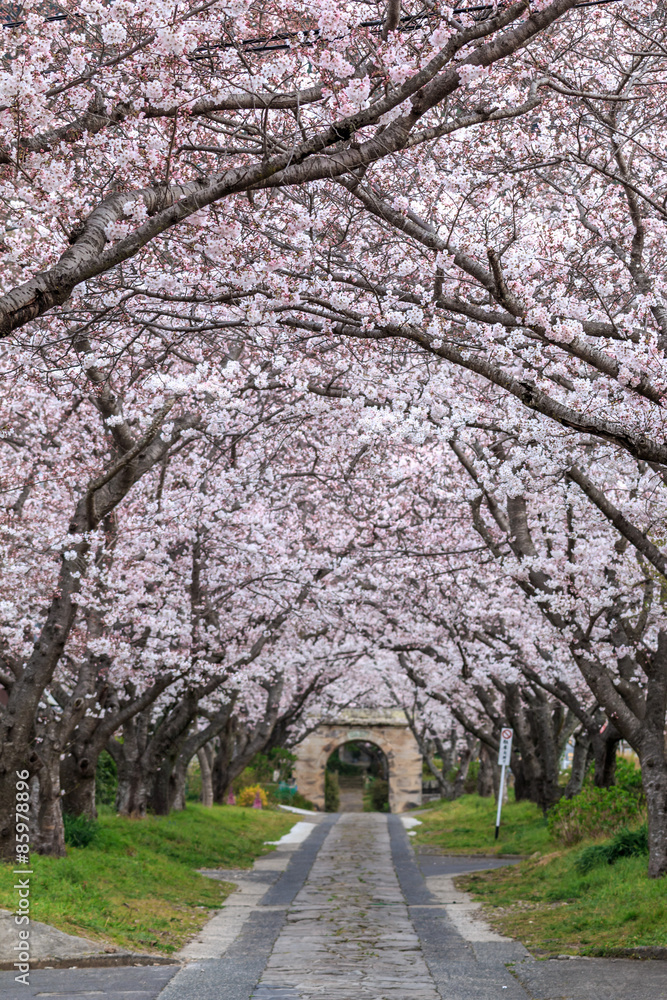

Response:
(3, 0), (667, 882)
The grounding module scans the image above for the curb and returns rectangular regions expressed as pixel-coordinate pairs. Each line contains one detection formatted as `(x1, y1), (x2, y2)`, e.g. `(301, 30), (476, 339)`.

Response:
(588, 946), (667, 961)
(0, 952), (180, 971)
(532, 946), (667, 962)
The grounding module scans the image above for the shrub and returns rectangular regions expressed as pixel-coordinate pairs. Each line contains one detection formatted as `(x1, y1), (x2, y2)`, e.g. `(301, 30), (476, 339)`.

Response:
(325, 770), (340, 812)
(63, 812), (99, 848)
(233, 767), (259, 794)
(576, 824), (649, 873)
(245, 754), (274, 784)
(365, 776), (389, 812)
(237, 785), (269, 808)
(265, 784), (316, 811)
(287, 791), (316, 810)
(256, 748), (297, 782)
(233, 749), (298, 791)
(185, 758), (202, 802)
(615, 757), (644, 795)
(95, 750), (118, 807)
(463, 760), (480, 795)
(548, 762), (645, 845)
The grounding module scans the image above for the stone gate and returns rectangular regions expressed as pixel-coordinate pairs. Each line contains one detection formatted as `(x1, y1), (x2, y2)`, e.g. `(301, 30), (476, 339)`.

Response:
(293, 708), (422, 813)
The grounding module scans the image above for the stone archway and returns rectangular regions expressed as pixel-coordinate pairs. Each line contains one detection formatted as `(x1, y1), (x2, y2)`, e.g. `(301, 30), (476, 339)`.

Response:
(293, 708), (422, 813)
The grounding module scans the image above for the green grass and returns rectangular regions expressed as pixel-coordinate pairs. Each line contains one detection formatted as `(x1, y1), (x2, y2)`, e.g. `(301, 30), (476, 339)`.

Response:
(415, 793), (664, 956)
(414, 794), (551, 856)
(460, 848), (667, 956)
(0, 804), (294, 955)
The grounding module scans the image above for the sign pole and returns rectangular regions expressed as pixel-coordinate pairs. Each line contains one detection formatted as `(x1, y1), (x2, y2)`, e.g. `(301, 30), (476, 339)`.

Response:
(495, 727), (513, 841)
(495, 764), (506, 840)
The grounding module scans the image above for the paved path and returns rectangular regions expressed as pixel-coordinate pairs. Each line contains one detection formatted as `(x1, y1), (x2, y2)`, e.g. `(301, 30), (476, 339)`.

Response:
(255, 813), (440, 999)
(337, 776), (364, 812)
(1, 813), (666, 999)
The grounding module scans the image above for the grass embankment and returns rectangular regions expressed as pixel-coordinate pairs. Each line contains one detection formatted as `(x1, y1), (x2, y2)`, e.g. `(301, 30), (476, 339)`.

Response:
(414, 794), (664, 956)
(415, 794), (551, 856)
(0, 805), (293, 955)
(461, 850), (667, 956)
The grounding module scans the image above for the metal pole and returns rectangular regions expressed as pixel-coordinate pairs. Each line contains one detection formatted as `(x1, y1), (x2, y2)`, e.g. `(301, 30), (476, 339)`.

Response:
(495, 763), (506, 840)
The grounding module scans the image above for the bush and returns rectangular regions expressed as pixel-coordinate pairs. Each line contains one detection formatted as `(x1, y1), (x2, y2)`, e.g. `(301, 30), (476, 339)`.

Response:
(185, 758), (202, 802)
(365, 777), (389, 812)
(261, 748), (297, 782)
(265, 784), (316, 811)
(463, 760), (479, 795)
(575, 824), (649, 873)
(237, 784), (269, 808)
(615, 757), (644, 795)
(548, 761), (645, 845)
(287, 791), (316, 810)
(95, 750), (118, 807)
(233, 767), (259, 794)
(325, 770), (340, 812)
(63, 812), (99, 848)
(233, 749), (298, 791)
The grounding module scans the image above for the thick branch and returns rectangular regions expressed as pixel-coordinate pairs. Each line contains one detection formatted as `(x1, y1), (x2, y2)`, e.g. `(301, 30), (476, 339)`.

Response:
(568, 465), (667, 579)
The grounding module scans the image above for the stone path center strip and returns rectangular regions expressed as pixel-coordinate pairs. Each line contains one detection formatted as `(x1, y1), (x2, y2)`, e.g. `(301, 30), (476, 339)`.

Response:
(254, 813), (440, 1000)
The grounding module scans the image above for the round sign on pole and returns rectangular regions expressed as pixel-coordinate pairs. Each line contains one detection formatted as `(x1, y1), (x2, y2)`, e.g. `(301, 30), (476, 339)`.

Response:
(502, 728), (512, 740)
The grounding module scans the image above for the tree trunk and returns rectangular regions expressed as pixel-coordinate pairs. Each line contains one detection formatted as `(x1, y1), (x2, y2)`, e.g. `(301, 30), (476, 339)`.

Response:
(212, 720), (237, 804)
(452, 736), (475, 799)
(592, 730), (619, 788)
(511, 758), (531, 802)
(564, 731), (592, 799)
(198, 745), (214, 807)
(639, 731), (667, 879)
(213, 755), (248, 804)
(61, 765), (97, 819)
(115, 761), (149, 818)
(531, 699), (566, 811)
(424, 747), (453, 798)
(171, 759), (188, 812)
(503, 685), (569, 812)
(30, 762), (66, 857)
(61, 749), (99, 819)
(644, 763), (667, 879)
(149, 759), (174, 816)
(477, 744), (495, 797)
(149, 752), (191, 815)
(110, 716), (150, 819)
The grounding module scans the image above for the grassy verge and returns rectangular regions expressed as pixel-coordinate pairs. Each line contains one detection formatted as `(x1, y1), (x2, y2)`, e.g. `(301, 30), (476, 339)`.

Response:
(414, 793), (551, 856)
(414, 794), (663, 956)
(460, 849), (666, 956)
(0, 804), (293, 955)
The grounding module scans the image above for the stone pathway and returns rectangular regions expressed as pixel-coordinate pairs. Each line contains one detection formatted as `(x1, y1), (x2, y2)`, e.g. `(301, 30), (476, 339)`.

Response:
(337, 776), (364, 812)
(254, 813), (439, 999)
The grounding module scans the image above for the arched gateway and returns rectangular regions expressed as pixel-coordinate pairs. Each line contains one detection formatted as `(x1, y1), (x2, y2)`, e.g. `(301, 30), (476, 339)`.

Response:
(294, 708), (422, 813)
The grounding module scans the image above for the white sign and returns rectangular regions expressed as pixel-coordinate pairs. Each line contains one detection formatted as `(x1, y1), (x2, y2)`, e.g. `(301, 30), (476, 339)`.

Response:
(495, 727), (514, 839)
(497, 728), (513, 766)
